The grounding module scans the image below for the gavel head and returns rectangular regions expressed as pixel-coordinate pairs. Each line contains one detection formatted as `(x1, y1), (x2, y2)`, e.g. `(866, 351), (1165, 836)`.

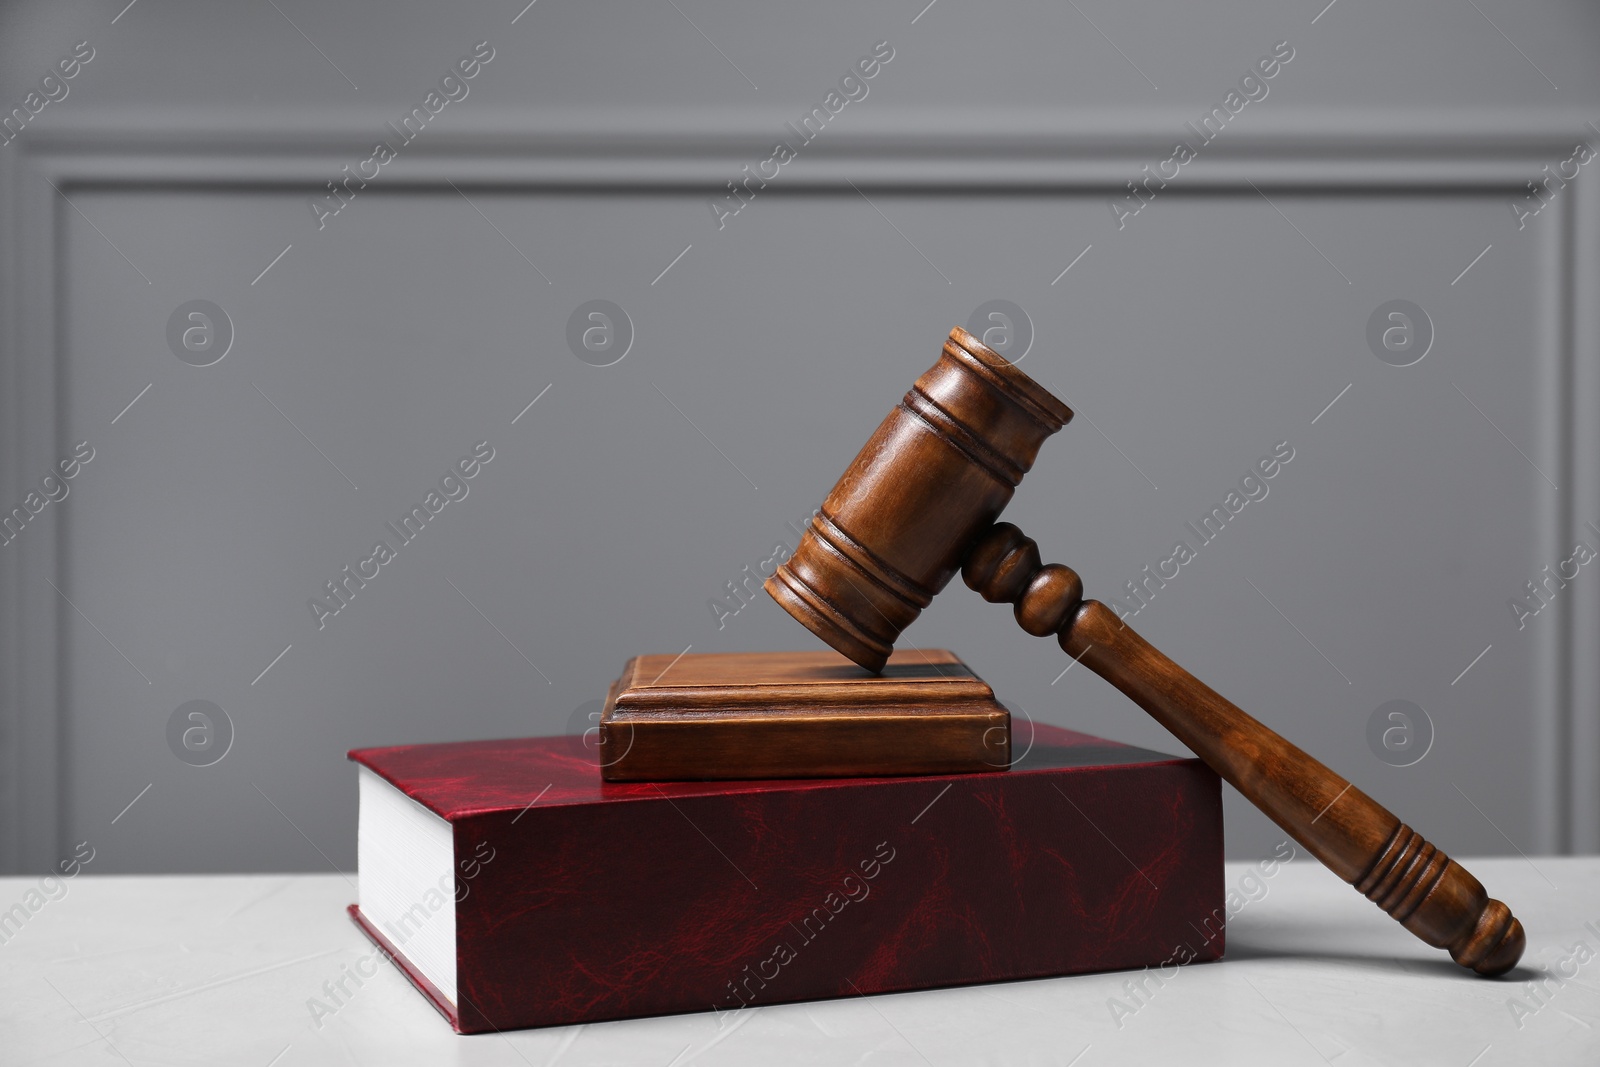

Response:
(765, 326), (1074, 672)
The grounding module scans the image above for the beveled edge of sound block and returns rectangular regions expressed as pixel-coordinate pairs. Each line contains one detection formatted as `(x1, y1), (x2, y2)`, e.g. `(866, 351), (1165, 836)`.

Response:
(597, 649), (1010, 781)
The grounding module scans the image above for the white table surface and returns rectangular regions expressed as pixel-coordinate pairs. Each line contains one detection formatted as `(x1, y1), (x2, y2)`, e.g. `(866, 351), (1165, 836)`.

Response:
(3, 858), (1596, 1066)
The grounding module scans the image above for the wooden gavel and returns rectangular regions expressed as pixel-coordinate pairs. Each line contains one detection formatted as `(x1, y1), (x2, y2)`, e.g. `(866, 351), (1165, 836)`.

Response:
(766, 326), (1525, 977)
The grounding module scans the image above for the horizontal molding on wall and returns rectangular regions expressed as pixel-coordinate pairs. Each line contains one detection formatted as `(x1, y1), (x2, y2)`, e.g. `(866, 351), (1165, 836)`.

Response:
(2, 112), (1595, 869)
(17, 108), (1600, 188)
(24, 105), (1600, 143)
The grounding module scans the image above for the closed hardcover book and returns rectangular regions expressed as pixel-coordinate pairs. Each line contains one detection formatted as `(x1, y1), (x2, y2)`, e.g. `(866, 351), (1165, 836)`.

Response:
(349, 723), (1223, 1033)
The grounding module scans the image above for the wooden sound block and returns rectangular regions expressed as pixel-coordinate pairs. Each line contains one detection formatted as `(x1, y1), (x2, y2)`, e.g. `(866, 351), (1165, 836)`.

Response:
(597, 649), (1009, 781)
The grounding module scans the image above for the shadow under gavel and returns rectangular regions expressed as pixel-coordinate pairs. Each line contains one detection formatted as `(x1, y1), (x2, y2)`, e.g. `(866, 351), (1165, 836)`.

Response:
(765, 326), (1524, 977)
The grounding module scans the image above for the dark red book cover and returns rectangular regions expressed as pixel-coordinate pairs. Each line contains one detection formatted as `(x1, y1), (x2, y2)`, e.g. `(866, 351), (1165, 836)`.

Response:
(349, 724), (1224, 1033)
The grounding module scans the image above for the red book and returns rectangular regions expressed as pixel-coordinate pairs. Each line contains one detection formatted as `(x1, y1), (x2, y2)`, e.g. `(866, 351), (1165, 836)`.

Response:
(349, 724), (1223, 1033)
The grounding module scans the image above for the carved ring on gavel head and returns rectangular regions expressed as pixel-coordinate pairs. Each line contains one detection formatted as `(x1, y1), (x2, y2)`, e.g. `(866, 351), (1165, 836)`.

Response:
(765, 326), (1525, 978)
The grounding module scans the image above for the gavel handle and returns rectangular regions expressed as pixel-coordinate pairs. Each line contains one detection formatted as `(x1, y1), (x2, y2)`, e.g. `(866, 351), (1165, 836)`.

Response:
(964, 523), (1525, 977)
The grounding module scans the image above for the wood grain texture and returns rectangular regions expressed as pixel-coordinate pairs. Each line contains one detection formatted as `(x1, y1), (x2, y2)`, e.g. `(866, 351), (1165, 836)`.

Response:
(598, 649), (1010, 781)
(766, 326), (1526, 976)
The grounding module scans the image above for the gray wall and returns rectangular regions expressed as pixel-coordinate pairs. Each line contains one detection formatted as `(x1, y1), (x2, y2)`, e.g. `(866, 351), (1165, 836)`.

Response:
(2, 0), (1598, 874)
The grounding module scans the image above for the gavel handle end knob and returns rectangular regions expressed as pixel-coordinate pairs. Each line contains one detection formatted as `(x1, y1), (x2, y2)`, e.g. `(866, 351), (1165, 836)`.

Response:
(1458, 898), (1525, 977)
